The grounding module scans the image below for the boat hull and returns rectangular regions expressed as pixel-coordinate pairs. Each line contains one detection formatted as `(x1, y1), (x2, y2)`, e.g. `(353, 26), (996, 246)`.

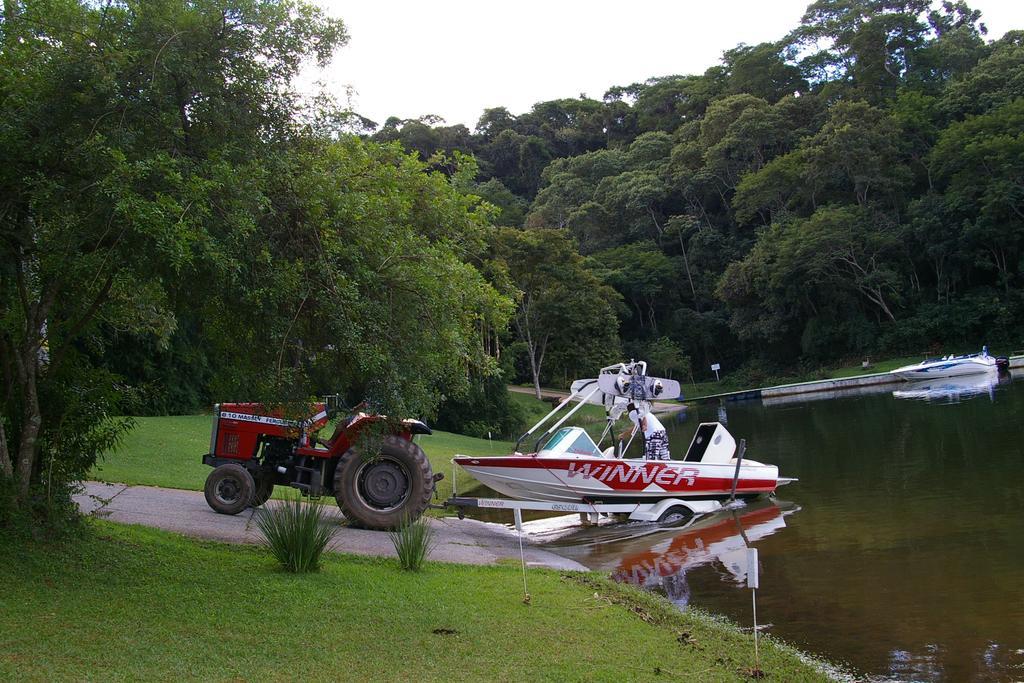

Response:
(890, 357), (997, 381)
(452, 455), (779, 503)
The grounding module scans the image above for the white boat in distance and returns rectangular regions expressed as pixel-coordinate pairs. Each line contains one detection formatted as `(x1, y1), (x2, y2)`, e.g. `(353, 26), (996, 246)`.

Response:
(890, 347), (999, 381)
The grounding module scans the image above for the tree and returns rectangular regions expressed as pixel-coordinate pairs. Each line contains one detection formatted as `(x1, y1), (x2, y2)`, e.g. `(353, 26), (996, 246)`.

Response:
(697, 94), (784, 192)
(596, 170), (671, 244)
(720, 42), (809, 102)
(0, 0), (346, 511)
(472, 178), (529, 227)
(475, 107), (517, 140)
(591, 242), (677, 333)
(803, 101), (910, 208)
(348, 0), (1024, 377)
(0, 0), (509, 526)
(931, 98), (1024, 294)
(371, 118), (473, 172)
(719, 204), (905, 361)
(938, 30), (1023, 117)
(487, 228), (620, 398)
(733, 100), (909, 219)
(643, 337), (692, 382)
(628, 75), (720, 133)
(794, 206), (904, 322)
(787, 0), (932, 99)
(909, 1), (987, 89)
(906, 192), (965, 302)
(526, 149), (626, 247)
(246, 138), (512, 414)
(732, 149), (813, 225)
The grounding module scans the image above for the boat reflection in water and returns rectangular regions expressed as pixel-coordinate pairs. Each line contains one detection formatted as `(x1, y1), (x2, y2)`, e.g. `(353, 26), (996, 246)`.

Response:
(891, 371), (1011, 403)
(542, 499), (797, 608)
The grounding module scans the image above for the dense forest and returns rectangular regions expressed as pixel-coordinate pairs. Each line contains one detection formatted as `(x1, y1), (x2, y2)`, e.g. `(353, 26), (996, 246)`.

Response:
(1, 0), (512, 521)
(2, 0), (1022, 522)
(371, 0), (1024, 399)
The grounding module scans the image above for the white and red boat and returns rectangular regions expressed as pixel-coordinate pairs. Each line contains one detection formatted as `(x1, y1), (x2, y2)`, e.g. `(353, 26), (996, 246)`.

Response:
(451, 361), (792, 520)
(453, 423), (780, 503)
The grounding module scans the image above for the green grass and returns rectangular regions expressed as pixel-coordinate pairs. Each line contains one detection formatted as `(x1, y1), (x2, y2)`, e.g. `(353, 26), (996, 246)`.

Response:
(0, 521), (829, 682)
(93, 414), (214, 490)
(90, 415), (514, 503)
(507, 390), (607, 427)
(824, 356), (923, 378)
(415, 429), (513, 501)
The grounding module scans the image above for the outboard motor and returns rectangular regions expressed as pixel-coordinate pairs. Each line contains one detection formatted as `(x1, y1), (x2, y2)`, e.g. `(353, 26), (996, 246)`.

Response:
(995, 356), (1010, 372)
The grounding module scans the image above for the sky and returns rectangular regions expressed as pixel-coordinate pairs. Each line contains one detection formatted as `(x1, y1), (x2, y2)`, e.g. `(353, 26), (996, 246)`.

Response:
(307, 0), (1024, 130)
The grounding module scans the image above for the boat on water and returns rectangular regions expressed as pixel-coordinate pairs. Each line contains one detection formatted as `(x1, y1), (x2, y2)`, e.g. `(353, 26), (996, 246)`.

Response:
(889, 346), (1005, 381)
(451, 361), (792, 520)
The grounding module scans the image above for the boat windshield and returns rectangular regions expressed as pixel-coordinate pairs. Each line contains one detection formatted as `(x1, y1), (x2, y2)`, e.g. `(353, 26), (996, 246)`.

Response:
(540, 427), (602, 457)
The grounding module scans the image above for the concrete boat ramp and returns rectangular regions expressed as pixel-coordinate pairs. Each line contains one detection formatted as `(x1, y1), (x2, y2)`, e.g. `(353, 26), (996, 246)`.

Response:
(74, 482), (586, 571)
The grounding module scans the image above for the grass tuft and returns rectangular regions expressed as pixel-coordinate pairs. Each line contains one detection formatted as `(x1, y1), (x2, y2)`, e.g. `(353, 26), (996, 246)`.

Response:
(254, 492), (337, 572)
(389, 514), (435, 571)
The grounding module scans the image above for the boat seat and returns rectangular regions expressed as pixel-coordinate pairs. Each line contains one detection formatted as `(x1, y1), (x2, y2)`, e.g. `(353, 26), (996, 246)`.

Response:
(683, 423), (719, 462)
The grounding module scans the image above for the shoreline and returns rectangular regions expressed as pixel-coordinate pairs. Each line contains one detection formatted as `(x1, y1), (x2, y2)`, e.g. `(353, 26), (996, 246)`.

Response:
(689, 354), (1024, 404)
(511, 355), (1024, 408)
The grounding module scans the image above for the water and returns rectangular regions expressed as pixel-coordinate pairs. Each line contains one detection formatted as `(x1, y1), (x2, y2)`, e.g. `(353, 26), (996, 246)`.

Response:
(479, 373), (1024, 681)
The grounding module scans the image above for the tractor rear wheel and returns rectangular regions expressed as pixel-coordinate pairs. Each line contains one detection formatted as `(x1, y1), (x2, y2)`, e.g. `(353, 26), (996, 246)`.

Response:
(333, 435), (433, 530)
(204, 464), (256, 515)
(251, 473), (274, 507)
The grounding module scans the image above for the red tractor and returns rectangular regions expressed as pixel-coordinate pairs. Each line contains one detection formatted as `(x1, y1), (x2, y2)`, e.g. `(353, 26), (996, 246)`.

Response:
(201, 400), (437, 530)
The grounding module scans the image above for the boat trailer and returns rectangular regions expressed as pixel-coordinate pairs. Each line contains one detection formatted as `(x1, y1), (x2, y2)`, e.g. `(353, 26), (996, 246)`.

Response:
(446, 495), (728, 530)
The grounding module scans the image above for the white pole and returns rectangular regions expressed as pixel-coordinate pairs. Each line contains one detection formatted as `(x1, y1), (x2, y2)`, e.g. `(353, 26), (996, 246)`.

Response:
(747, 546), (760, 672)
(752, 588), (760, 669)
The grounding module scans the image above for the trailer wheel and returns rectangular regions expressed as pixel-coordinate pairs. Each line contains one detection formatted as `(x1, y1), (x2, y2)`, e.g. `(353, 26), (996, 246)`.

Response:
(334, 435), (433, 531)
(251, 473), (274, 507)
(658, 505), (693, 525)
(204, 464), (256, 515)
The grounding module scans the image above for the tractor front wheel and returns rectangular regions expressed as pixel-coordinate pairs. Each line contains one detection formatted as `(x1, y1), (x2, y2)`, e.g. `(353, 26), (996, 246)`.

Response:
(334, 435), (433, 530)
(204, 464), (255, 515)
